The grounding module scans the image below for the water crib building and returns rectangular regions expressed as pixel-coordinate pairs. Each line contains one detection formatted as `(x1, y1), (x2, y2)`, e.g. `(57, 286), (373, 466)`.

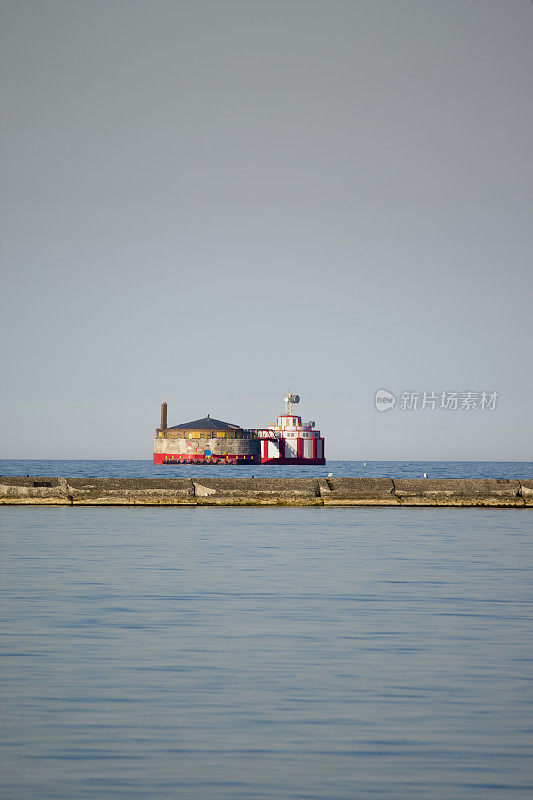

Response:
(153, 393), (325, 466)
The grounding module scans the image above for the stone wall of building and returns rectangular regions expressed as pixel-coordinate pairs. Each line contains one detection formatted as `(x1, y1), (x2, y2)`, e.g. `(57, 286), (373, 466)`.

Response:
(153, 436), (260, 459)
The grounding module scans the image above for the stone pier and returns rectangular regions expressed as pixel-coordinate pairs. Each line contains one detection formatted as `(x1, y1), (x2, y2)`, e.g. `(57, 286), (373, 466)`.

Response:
(0, 477), (531, 507)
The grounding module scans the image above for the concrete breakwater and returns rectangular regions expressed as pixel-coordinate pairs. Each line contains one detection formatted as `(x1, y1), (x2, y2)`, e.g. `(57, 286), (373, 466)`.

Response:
(0, 476), (532, 507)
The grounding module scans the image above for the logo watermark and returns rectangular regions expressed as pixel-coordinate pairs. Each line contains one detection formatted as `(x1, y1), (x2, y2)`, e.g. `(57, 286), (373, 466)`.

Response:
(375, 389), (498, 412)
(375, 389), (396, 412)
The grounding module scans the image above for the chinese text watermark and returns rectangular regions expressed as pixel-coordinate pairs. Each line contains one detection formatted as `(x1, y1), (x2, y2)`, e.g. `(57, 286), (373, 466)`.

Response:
(375, 389), (498, 412)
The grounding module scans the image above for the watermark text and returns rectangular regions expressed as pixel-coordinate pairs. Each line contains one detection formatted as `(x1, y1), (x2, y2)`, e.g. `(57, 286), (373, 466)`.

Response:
(375, 389), (498, 412)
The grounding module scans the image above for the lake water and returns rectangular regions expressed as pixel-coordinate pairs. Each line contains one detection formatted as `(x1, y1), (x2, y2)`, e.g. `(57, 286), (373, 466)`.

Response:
(1, 504), (532, 799)
(1, 459), (532, 479)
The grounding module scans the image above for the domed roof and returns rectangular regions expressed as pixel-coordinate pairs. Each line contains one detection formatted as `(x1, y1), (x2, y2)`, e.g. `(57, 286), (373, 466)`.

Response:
(168, 415), (242, 431)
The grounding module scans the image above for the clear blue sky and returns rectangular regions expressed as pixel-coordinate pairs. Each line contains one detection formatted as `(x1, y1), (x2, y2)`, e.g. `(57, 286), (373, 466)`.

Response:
(1, 0), (532, 460)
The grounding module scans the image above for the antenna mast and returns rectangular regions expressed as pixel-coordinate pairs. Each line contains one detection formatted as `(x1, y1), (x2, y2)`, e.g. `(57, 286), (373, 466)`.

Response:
(284, 390), (300, 416)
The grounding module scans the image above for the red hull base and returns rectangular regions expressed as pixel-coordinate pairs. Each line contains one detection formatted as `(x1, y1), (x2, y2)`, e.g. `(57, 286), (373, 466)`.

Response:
(153, 453), (325, 466)
(153, 453), (258, 465)
(260, 457), (326, 465)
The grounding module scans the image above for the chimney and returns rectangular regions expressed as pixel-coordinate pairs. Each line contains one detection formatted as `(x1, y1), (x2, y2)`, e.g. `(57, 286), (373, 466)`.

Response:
(161, 402), (167, 430)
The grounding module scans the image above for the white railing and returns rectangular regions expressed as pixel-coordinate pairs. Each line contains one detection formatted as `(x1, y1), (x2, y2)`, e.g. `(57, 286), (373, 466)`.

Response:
(246, 429), (282, 440)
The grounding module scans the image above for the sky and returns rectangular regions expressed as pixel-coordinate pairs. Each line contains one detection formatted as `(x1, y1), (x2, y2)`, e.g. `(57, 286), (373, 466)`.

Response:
(1, 0), (532, 460)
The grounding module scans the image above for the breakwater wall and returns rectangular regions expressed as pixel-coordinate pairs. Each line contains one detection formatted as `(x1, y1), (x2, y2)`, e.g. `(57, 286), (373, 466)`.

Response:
(0, 477), (532, 507)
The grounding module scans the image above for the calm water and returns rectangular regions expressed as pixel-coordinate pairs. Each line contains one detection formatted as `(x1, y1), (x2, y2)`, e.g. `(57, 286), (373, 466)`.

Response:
(1, 459), (532, 479)
(1, 506), (532, 799)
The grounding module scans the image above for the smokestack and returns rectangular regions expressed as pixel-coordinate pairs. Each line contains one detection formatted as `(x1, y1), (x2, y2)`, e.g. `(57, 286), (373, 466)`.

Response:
(161, 402), (167, 430)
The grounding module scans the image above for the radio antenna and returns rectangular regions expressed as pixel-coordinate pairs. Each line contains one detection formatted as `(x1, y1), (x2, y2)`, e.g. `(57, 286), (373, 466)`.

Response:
(284, 390), (300, 415)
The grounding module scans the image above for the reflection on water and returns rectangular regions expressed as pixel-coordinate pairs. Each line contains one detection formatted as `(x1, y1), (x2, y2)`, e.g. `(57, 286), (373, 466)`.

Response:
(1, 507), (532, 799)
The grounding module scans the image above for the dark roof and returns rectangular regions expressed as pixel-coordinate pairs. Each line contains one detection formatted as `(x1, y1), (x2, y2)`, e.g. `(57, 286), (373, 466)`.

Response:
(168, 415), (242, 431)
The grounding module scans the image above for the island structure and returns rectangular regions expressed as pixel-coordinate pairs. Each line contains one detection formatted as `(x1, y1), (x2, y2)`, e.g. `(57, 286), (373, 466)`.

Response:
(153, 393), (325, 466)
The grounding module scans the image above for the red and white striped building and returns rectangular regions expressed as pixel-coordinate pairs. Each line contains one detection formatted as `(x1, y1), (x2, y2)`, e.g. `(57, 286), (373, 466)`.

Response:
(252, 393), (325, 465)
